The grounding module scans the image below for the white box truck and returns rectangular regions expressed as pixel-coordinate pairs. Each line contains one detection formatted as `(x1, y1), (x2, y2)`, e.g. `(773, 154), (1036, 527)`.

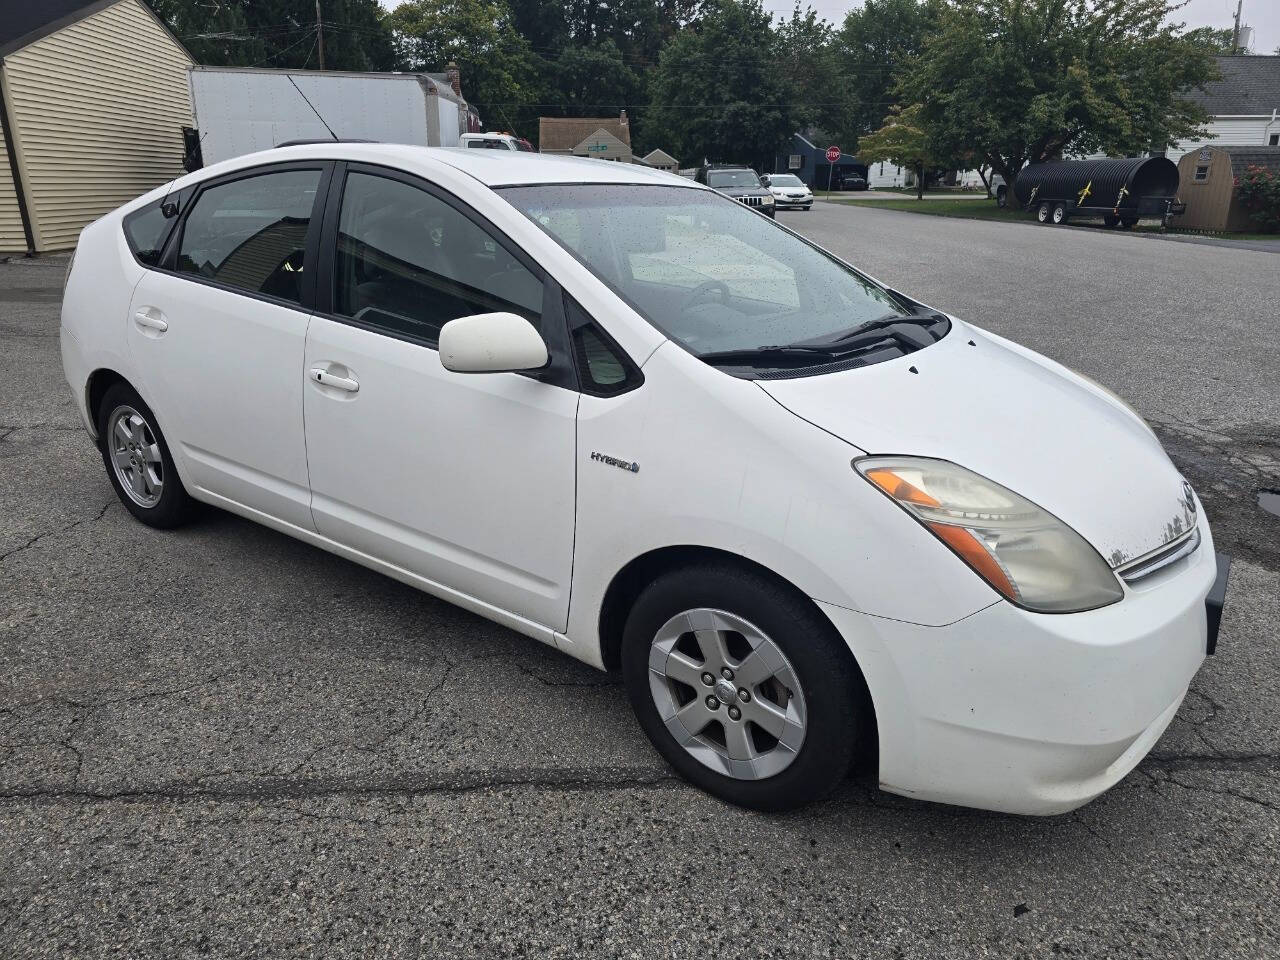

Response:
(187, 66), (475, 168)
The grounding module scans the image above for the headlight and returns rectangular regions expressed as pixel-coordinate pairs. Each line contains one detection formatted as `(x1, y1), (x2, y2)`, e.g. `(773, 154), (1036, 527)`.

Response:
(855, 457), (1123, 613)
(761, 195), (774, 204)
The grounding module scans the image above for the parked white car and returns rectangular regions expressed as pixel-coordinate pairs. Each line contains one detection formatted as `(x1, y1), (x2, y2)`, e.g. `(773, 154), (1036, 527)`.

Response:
(459, 132), (533, 152)
(60, 144), (1227, 814)
(762, 173), (814, 210)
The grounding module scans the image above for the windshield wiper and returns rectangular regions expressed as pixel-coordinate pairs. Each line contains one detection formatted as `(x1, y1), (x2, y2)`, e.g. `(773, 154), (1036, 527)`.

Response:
(697, 340), (891, 368)
(800, 312), (948, 350)
(696, 344), (847, 367)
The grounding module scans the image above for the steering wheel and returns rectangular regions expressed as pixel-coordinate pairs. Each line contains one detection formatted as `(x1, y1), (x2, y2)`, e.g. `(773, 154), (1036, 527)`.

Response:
(680, 279), (733, 313)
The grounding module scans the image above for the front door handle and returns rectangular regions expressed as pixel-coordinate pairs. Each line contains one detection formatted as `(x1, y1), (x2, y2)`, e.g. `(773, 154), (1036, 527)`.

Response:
(133, 309), (168, 333)
(309, 368), (360, 393)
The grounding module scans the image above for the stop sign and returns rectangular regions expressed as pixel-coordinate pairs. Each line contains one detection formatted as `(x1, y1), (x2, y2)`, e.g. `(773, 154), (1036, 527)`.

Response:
(826, 145), (841, 163)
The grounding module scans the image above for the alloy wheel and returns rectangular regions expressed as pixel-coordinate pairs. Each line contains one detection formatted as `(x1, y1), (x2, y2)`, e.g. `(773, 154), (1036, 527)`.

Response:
(107, 405), (164, 508)
(647, 607), (807, 780)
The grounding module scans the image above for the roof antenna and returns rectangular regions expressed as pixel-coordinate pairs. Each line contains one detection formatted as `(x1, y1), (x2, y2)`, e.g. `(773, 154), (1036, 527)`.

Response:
(286, 73), (339, 141)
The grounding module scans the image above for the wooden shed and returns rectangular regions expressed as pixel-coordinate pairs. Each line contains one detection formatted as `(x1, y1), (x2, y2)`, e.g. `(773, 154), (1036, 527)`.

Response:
(1176, 145), (1280, 233)
(0, 0), (193, 255)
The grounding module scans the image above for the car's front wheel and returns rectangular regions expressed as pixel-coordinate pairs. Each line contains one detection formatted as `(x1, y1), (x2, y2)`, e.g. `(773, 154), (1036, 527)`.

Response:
(97, 382), (194, 528)
(622, 564), (871, 810)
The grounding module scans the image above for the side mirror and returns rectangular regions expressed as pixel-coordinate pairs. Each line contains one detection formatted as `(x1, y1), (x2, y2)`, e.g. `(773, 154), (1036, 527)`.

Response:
(760, 175), (771, 186)
(439, 312), (549, 374)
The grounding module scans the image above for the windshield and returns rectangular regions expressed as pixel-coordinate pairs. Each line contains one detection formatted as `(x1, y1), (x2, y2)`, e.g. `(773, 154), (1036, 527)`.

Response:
(770, 175), (804, 187)
(707, 169), (760, 189)
(500, 184), (909, 357)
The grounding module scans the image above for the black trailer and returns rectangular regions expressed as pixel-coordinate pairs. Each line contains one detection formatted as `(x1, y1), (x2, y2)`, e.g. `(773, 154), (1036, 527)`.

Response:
(1012, 157), (1184, 228)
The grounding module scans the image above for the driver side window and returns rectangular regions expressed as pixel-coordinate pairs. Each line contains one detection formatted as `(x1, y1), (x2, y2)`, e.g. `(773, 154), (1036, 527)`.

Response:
(333, 171), (543, 345)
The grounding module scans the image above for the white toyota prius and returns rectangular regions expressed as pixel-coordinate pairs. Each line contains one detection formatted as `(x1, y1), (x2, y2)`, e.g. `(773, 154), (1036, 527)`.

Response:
(60, 144), (1228, 814)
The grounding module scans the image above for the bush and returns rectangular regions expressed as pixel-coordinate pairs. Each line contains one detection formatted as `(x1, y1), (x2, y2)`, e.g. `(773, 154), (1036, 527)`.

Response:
(1234, 165), (1280, 232)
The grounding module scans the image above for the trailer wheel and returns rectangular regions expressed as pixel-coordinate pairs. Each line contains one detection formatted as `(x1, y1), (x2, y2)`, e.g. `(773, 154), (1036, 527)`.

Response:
(1036, 202), (1051, 223)
(996, 185), (1008, 208)
(1051, 203), (1069, 225)
(1104, 214), (1120, 228)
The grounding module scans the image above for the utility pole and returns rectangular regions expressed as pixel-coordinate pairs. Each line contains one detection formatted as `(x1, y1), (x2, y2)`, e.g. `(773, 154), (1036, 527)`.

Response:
(314, 0), (325, 70)
(1231, 0), (1243, 55)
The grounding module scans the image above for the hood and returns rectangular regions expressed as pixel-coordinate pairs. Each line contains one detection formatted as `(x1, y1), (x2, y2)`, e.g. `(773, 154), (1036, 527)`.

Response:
(758, 323), (1195, 568)
(770, 185), (811, 196)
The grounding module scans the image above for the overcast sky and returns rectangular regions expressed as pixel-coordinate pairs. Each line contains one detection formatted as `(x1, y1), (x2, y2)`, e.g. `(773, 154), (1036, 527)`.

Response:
(376, 0), (1278, 54)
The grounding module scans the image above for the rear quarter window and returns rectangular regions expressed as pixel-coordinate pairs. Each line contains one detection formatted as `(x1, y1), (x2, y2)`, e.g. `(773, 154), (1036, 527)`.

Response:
(122, 189), (190, 266)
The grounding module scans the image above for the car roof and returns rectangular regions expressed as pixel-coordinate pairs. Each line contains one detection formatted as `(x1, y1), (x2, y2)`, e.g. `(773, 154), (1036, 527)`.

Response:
(235, 141), (699, 189)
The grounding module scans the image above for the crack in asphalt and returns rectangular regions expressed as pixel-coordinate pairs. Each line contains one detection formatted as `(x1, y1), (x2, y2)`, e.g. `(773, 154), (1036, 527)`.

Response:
(0, 766), (682, 806)
(1131, 765), (1279, 813)
(0, 499), (114, 564)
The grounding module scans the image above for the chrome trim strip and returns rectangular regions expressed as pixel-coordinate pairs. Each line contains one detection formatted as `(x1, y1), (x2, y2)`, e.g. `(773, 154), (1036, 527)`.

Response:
(1117, 527), (1201, 584)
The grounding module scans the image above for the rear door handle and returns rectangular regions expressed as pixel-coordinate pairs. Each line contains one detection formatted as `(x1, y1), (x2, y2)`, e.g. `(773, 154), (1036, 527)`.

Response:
(309, 368), (359, 393)
(133, 309), (168, 333)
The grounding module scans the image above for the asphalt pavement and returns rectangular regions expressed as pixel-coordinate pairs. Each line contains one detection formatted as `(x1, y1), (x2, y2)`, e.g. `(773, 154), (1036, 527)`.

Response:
(2, 204), (1278, 958)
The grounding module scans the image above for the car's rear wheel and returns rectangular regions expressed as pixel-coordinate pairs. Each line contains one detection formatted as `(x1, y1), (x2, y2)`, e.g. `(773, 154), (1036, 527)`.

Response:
(1036, 202), (1051, 223)
(622, 564), (870, 810)
(97, 382), (193, 528)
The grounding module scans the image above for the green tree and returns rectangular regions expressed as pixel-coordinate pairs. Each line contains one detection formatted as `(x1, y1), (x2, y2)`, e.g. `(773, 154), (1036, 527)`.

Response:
(897, 0), (1220, 191)
(774, 5), (844, 136)
(830, 0), (941, 150)
(1183, 26), (1235, 53)
(147, 0), (395, 70)
(389, 0), (543, 138)
(645, 0), (800, 168)
(544, 41), (643, 117)
(857, 103), (953, 199)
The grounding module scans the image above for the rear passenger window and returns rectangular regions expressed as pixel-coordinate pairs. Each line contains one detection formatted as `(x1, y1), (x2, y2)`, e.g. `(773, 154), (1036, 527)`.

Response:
(333, 171), (543, 345)
(176, 169), (321, 305)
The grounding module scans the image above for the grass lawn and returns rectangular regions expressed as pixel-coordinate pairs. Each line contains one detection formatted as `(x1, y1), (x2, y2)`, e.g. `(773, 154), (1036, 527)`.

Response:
(833, 196), (1280, 242)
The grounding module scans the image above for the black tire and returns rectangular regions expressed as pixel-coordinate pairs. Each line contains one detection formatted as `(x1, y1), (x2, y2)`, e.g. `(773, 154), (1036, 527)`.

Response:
(996, 186), (1008, 208)
(1052, 202), (1068, 225)
(621, 564), (872, 811)
(96, 382), (194, 529)
(1036, 202), (1051, 223)
(1104, 213), (1120, 228)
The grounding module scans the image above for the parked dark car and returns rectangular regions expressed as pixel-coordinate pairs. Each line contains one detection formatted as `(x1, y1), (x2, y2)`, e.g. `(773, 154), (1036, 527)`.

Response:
(695, 164), (776, 218)
(839, 171), (868, 191)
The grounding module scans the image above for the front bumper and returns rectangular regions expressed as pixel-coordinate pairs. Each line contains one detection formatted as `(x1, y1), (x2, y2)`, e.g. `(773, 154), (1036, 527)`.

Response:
(774, 197), (813, 209)
(818, 518), (1221, 815)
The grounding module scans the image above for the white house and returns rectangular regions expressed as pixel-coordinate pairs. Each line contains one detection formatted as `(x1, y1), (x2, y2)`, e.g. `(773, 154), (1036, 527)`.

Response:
(1167, 55), (1280, 162)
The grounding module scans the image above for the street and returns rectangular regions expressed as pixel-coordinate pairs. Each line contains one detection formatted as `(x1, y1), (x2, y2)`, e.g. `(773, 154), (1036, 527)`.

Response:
(2, 203), (1278, 958)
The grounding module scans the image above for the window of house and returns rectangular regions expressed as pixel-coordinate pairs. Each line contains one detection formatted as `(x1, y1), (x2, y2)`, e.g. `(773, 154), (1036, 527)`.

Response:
(1193, 165), (1210, 182)
(176, 169), (321, 304)
(333, 171), (543, 345)
(1270, 134), (1279, 146)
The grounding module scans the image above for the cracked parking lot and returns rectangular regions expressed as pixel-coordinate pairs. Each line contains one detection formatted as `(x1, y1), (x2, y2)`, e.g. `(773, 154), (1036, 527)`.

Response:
(2, 205), (1279, 958)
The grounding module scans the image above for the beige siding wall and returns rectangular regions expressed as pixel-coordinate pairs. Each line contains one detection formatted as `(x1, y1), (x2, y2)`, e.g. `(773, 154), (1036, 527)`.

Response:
(4, 0), (192, 251)
(0, 74), (26, 254)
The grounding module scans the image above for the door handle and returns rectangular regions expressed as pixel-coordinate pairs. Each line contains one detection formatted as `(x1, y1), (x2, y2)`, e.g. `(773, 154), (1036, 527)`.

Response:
(133, 309), (168, 333)
(309, 368), (360, 393)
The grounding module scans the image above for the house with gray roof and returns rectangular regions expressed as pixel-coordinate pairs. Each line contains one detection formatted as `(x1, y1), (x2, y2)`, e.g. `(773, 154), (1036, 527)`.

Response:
(1168, 55), (1280, 161)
